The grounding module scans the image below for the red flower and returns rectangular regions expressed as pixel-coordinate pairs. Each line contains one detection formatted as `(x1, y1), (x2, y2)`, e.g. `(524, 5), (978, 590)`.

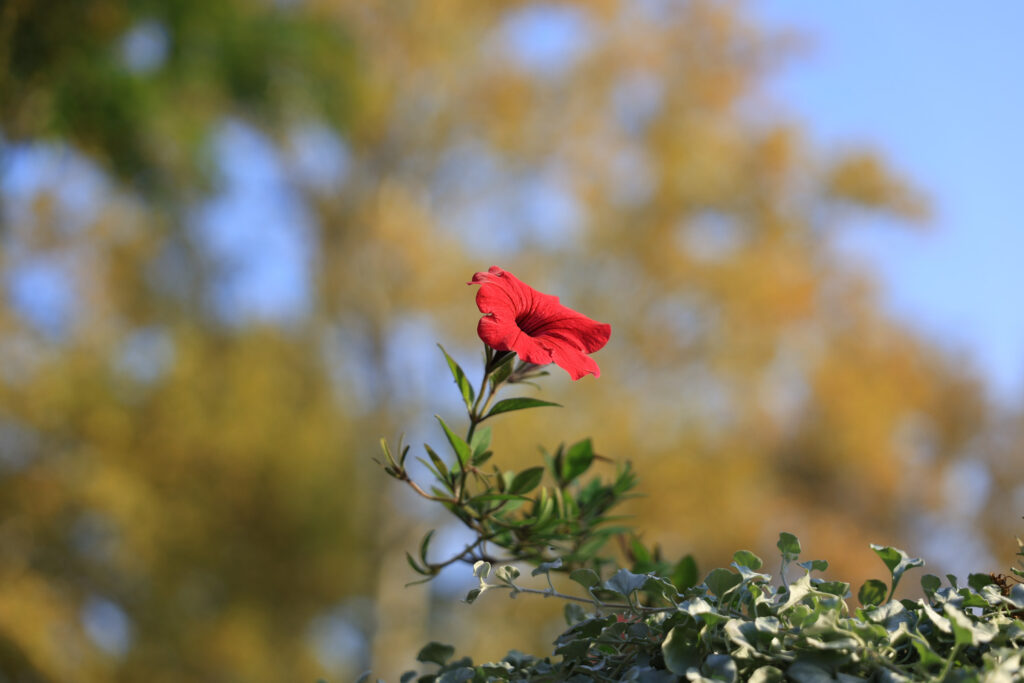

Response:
(469, 266), (611, 380)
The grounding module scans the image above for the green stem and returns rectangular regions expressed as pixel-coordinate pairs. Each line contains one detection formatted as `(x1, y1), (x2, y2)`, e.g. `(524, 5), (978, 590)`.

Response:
(939, 643), (961, 681)
(460, 353), (500, 500)
(427, 533), (498, 572)
(504, 585), (675, 614)
(465, 376), (490, 445)
(465, 349), (512, 444)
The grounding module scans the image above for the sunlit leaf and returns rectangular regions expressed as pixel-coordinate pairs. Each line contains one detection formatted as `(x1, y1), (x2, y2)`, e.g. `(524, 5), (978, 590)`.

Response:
(560, 438), (594, 484)
(485, 398), (561, 419)
(870, 544), (924, 596)
(509, 467), (544, 495)
(470, 426), (492, 462)
(438, 344), (475, 410)
(495, 565), (520, 585)
(733, 550), (763, 571)
(436, 415), (471, 467)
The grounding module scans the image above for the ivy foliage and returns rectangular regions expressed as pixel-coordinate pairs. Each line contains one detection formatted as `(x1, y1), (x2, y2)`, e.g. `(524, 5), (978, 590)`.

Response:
(383, 536), (1024, 683)
(374, 346), (1024, 682)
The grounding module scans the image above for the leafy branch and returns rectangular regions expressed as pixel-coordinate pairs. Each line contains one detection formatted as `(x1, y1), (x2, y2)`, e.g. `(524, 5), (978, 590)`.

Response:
(370, 338), (1024, 682)
(377, 344), (640, 581)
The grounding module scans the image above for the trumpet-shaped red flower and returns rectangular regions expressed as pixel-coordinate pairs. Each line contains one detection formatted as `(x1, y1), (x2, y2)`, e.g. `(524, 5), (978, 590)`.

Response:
(469, 266), (611, 380)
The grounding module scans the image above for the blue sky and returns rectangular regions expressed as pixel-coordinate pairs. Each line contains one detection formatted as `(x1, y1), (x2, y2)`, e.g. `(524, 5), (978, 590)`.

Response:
(754, 2), (1024, 402)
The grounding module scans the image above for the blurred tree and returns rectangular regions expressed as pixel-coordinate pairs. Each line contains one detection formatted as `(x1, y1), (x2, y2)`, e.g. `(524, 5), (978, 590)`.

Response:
(0, 0), (1010, 681)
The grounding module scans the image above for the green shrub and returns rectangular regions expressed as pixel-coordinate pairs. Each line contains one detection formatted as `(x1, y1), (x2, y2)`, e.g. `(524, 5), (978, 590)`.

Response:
(370, 272), (1024, 682)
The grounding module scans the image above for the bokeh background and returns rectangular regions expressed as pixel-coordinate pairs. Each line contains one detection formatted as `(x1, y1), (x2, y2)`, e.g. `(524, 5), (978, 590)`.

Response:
(1, 1), (1022, 680)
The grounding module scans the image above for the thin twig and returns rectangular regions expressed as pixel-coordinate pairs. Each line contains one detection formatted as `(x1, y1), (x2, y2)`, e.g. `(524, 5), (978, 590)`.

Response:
(428, 534), (499, 572)
(403, 478), (455, 503)
(504, 586), (677, 614)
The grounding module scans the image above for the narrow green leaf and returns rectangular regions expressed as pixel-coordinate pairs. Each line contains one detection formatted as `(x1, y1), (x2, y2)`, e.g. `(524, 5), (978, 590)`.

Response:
(485, 397), (561, 419)
(672, 555), (699, 592)
(379, 438), (397, 469)
(406, 552), (431, 576)
(489, 353), (516, 389)
(561, 438), (594, 484)
(470, 426), (491, 461)
(438, 344), (475, 410)
(534, 489), (555, 526)
(464, 588), (482, 604)
(509, 466), (544, 495)
(423, 445), (450, 485)
(404, 576), (434, 588)
(435, 415), (471, 467)
(418, 529), (434, 564)
(543, 444), (562, 481)
(471, 449), (493, 466)
(470, 493), (531, 503)
(628, 536), (652, 567)
(416, 641), (455, 665)
(562, 490), (580, 521)
(414, 456), (443, 484)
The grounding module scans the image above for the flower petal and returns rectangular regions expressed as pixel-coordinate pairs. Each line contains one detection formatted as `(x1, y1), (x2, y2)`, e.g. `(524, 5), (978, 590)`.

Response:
(469, 266), (610, 380)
